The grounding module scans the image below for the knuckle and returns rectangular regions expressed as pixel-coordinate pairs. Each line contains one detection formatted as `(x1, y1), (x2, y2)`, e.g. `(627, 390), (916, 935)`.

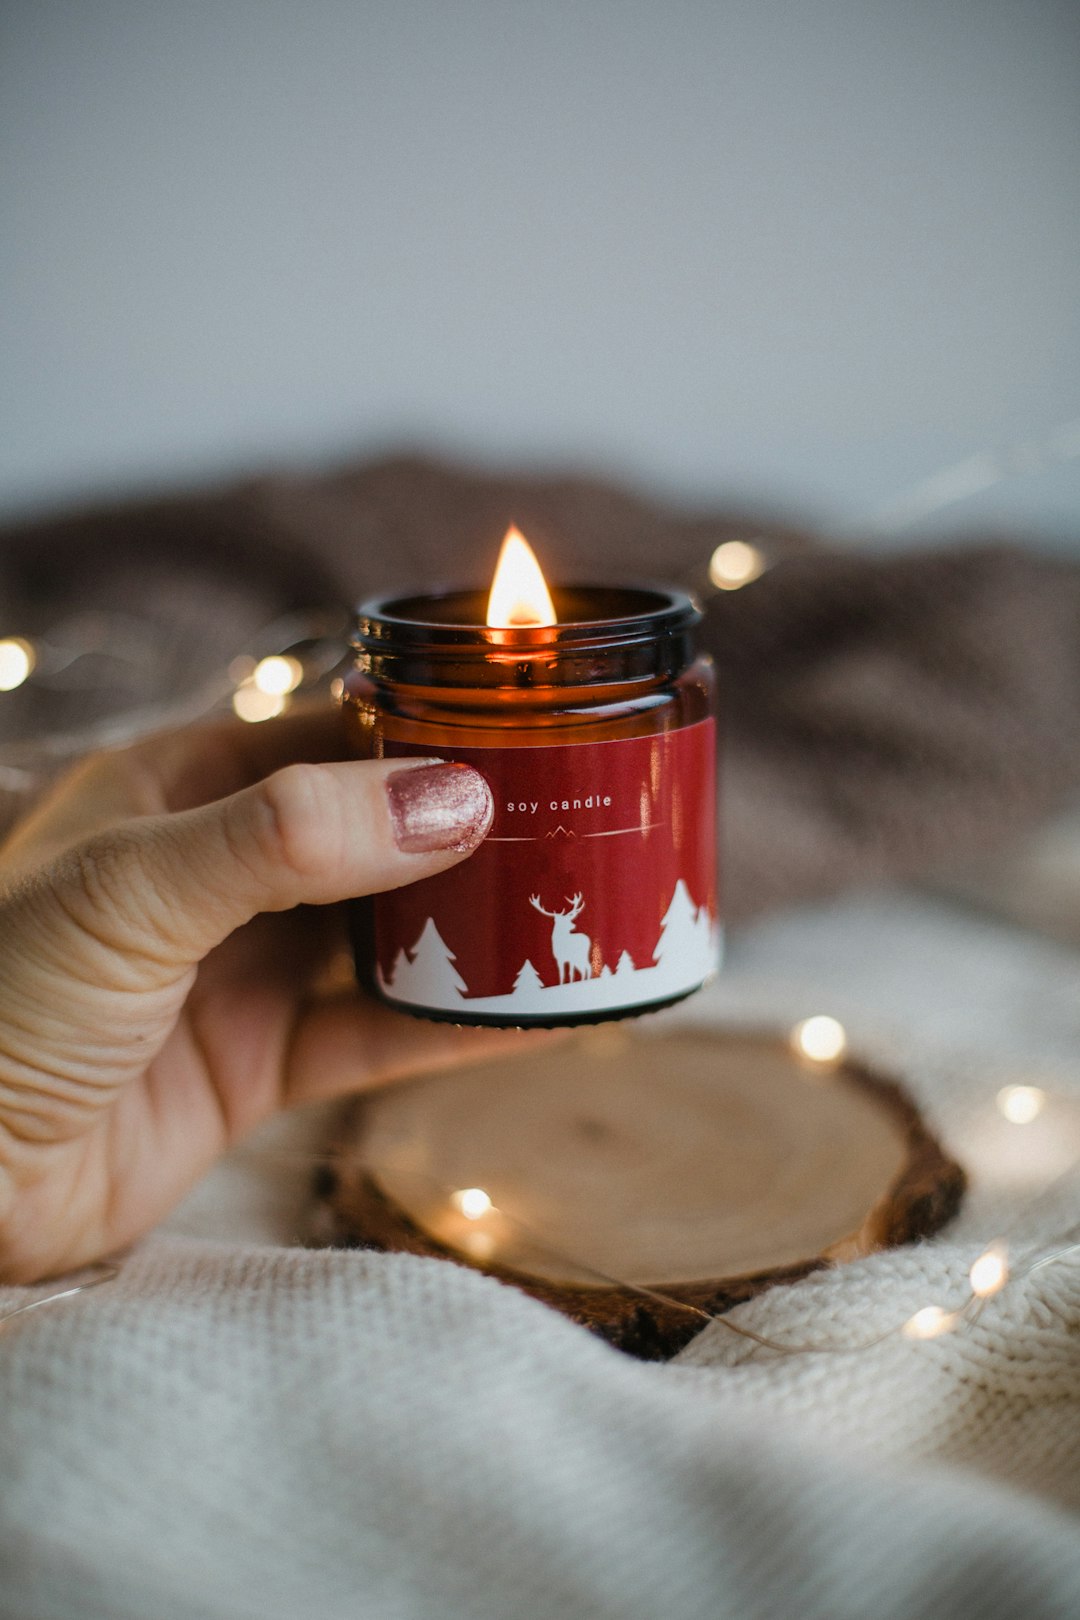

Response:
(57, 828), (151, 946)
(250, 763), (339, 885)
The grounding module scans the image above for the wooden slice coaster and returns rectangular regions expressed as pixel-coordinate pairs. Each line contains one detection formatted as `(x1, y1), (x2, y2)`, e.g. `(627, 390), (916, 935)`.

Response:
(311, 1025), (966, 1359)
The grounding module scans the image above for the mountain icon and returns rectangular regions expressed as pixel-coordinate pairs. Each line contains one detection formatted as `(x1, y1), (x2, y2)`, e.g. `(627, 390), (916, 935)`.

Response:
(544, 825), (577, 839)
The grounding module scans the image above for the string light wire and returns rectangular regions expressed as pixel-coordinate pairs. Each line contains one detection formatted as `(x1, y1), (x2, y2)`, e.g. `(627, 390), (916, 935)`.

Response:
(0, 611), (348, 789)
(697, 412), (1080, 596)
(0, 1264), (120, 1331)
(211, 1061), (1080, 1361)
(855, 416), (1080, 538)
(5, 1213), (1075, 1360)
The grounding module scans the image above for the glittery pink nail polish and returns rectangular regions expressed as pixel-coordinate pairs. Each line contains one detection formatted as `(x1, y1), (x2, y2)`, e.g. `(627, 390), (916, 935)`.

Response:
(386, 763), (493, 854)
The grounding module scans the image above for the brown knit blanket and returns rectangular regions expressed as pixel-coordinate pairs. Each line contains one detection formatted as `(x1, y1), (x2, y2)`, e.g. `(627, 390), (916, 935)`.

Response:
(2, 455), (1077, 924)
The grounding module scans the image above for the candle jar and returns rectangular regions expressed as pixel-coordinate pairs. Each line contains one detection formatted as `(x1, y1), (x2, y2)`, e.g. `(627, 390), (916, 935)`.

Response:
(342, 585), (718, 1027)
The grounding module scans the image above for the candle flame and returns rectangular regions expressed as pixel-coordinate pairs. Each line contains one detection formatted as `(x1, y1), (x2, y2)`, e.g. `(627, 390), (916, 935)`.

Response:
(486, 526), (557, 629)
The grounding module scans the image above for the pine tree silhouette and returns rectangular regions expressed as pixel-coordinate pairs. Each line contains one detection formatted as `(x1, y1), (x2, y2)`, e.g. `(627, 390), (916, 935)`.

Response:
(511, 958), (545, 995)
(653, 881), (699, 967)
(407, 919), (468, 999)
(387, 946), (412, 991)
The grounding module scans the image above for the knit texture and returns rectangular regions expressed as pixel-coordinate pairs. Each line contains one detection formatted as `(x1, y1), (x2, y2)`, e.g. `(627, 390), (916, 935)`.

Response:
(2, 890), (1078, 1620)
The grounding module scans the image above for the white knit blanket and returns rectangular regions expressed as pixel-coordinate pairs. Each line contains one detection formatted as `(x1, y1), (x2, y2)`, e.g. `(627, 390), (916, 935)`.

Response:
(2, 892), (1079, 1620)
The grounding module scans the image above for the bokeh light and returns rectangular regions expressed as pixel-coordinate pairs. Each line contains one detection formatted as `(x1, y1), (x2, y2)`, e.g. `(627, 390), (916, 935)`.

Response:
(232, 684), (288, 723)
(708, 540), (766, 591)
(903, 1305), (956, 1340)
(970, 1247), (1008, 1298)
(253, 654), (304, 696)
(0, 637), (36, 691)
(996, 1085), (1045, 1124)
(452, 1188), (493, 1220)
(792, 1015), (848, 1064)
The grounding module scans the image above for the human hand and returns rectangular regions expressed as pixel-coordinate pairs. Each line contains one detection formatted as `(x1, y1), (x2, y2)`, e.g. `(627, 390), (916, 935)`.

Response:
(0, 708), (509, 1282)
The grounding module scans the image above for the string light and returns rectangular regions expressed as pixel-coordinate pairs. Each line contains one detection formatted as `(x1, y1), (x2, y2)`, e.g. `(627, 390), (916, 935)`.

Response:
(0, 637), (36, 691)
(708, 540), (767, 591)
(452, 1187), (493, 1220)
(0, 592), (1076, 1361)
(374, 1042), (1076, 1357)
(792, 1015), (848, 1064)
(0, 611), (350, 792)
(997, 1084), (1045, 1124)
(15, 1112), (1080, 1361)
(253, 655), (304, 696)
(432, 1174), (1075, 1357)
(242, 1020), (1074, 1360)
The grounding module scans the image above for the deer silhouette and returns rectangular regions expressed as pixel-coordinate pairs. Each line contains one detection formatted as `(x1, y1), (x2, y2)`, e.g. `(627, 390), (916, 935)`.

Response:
(529, 892), (593, 984)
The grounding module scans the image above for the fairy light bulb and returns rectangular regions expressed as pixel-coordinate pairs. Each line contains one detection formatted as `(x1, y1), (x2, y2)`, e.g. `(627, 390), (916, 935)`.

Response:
(996, 1085), (1045, 1124)
(903, 1305), (956, 1340)
(0, 637), (36, 691)
(969, 1247), (1008, 1298)
(708, 540), (766, 591)
(452, 1188), (493, 1220)
(793, 1015), (848, 1064)
(486, 527), (557, 628)
(253, 654), (304, 695)
(232, 684), (288, 723)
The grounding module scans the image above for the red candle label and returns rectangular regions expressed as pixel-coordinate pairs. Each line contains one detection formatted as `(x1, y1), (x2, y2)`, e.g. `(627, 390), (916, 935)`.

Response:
(374, 719), (718, 1021)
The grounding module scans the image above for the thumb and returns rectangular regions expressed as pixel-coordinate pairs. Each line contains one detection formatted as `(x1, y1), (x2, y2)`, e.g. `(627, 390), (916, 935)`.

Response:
(42, 758), (492, 971)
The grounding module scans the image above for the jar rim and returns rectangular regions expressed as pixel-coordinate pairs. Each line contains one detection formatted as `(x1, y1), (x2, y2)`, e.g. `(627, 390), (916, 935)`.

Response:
(353, 582), (701, 652)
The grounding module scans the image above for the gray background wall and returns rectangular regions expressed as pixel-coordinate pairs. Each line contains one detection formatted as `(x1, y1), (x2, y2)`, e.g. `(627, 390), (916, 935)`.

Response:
(2, 0), (1078, 543)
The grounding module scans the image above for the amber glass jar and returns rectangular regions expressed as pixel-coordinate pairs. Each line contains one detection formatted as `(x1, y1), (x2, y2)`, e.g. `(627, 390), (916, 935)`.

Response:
(343, 585), (718, 1027)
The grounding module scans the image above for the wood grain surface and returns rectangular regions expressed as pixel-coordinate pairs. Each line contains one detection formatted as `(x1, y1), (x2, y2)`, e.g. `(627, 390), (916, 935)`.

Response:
(312, 1024), (966, 1358)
